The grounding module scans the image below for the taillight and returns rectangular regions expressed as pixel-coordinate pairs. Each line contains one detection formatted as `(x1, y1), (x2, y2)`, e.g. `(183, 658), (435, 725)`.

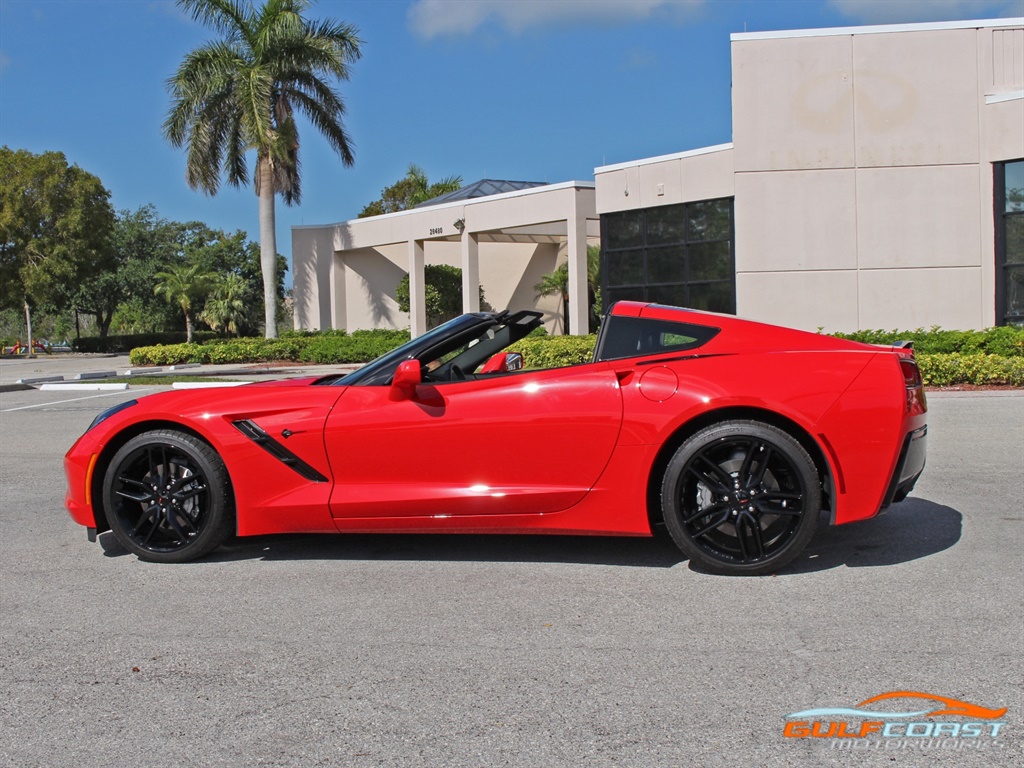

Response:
(899, 358), (922, 387)
(898, 357), (926, 412)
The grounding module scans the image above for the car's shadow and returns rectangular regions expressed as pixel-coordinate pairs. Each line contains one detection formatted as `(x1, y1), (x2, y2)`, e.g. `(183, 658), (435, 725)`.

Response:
(785, 497), (962, 574)
(99, 498), (961, 573)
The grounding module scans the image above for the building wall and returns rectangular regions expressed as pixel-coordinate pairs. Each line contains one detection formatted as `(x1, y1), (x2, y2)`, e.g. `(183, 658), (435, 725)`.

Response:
(595, 19), (1024, 332)
(731, 22), (1024, 332)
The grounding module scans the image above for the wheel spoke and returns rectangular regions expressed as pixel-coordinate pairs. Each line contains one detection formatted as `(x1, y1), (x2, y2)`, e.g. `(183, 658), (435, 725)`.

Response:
(746, 445), (773, 489)
(691, 510), (732, 539)
(744, 515), (765, 559)
(683, 499), (730, 525)
(117, 485), (155, 503)
(172, 483), (207, 503)
(164, 510), (189, 543)
(133, 502), (158, 529)
(735, 520), (749, 559)
(737, 440), (758, 486)
(688, 461), (730, 495)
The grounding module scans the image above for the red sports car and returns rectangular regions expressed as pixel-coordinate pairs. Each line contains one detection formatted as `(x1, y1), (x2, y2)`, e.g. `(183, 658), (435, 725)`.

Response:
(64, 301), (927, 575)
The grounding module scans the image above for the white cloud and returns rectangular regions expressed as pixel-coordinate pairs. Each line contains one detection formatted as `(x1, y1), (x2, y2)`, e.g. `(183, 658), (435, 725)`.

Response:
(828, 0), (1022, 25)
(408, 0), (705, 40)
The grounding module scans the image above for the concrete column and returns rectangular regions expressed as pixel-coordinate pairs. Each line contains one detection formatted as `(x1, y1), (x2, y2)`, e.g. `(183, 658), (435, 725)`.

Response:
(408, 239), (426, 337)
(566, 196), (589, 336)
(328, 253), (347, 331)
(461, 231), (480, 314)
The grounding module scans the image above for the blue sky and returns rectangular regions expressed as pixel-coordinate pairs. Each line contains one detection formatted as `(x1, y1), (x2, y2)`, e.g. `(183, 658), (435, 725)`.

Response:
(2, 0), (1021, 275)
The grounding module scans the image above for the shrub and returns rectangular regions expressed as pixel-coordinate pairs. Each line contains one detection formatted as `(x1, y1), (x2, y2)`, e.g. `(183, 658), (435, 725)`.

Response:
(516, 335), (597, 368)
(831, 326), (1024, 357)
(917, 354), (1024, 387)
(129, 328), (412, 367)
(75, 331), (217, 354)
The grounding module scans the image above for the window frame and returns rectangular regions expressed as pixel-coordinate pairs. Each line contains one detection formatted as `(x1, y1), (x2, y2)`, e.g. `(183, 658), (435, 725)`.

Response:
(995, 159), (1024, 327)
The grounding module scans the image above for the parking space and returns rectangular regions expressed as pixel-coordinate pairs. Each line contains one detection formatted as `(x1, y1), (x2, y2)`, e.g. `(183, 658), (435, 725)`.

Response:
(0, 387), (1021, 767)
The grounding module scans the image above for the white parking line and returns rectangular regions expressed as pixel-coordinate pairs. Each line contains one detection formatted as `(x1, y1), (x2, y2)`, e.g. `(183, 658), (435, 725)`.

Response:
(1, 390), (146, 413)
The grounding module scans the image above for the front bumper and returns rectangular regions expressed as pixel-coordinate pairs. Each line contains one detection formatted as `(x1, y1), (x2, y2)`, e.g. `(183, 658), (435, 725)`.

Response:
(64, 431), (101, 529)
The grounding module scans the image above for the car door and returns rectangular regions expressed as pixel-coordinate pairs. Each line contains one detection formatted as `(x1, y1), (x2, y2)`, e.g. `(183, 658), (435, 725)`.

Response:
(324, 363), (623, 519)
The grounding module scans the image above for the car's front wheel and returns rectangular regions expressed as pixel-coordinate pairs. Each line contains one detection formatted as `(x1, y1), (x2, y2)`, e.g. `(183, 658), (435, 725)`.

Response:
(661, 420), (820, 575)
(102, 429), (233, 563)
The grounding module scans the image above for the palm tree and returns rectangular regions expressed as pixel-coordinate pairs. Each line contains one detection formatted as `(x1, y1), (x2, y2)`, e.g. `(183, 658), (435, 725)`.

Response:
(535, 245), (602, 334)
(154, 263), (219, 342)
(358, 164), (463, 218)
(201, 273), (250, 335)
(164, 0), (362, 338)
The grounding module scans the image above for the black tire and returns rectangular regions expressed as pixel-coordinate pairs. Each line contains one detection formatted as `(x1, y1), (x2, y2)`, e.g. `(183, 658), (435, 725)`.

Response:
(661, 420), (820, 575)
(102, 429), (234, 563)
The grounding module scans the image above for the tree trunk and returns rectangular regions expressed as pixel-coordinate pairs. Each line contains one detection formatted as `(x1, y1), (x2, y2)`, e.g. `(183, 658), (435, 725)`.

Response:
(24, 298), (35, 358)
(95, 309), (112, 338)
(185, 310), (194, 343)
(258, 158), (279, 339)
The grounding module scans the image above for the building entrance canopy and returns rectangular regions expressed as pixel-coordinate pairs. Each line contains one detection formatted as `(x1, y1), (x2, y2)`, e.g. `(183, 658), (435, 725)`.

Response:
(292, 180), (599, 337)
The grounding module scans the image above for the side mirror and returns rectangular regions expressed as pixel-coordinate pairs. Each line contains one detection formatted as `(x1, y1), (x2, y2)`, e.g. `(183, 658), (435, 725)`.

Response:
(480, 351), (524, 374)
(390, 359), (421, 400)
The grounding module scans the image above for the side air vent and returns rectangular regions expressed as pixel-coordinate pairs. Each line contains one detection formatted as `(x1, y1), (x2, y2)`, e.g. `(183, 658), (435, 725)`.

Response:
(232, 420), (329, 483)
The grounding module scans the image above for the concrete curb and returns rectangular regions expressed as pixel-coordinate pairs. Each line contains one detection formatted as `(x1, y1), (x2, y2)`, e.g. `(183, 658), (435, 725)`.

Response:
(16, 376), (65, 385)
(74, 371), (117, 380)
(40, 383), (130, 391)
(171, 381), (249, 389)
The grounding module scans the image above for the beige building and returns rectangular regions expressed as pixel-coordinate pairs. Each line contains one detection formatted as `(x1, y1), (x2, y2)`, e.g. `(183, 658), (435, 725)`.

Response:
(293, 17), (1023, 335)
(292, 180), (599, 337)
(596, 17), (1023, 332)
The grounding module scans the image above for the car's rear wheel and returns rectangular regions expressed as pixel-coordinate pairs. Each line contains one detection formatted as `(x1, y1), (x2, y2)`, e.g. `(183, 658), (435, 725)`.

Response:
(661, 420), (820, 575)
(102, 429), (233, 563)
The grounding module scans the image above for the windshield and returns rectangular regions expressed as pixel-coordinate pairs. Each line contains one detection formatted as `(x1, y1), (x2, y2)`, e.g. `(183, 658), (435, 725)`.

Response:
(332, 313), (499, 387)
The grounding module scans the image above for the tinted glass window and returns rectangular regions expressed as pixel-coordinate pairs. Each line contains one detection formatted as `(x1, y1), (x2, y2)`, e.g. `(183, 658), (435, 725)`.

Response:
(594, 315), (719, 362)
(996, 159), (1024, 326)
(600, 197), (735, 315)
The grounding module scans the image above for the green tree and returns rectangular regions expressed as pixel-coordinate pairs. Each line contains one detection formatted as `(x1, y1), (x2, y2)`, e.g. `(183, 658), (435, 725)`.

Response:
(359, 164), (463, 218)
(201, 273), (251, 335)
(0, 147), (115, 344)
(75, 205), (182, 337)
(534, 245), (602, 334)
(154, 262), (219, 342)
(165, 0), (361, 339)
(395, 264), (488, 329)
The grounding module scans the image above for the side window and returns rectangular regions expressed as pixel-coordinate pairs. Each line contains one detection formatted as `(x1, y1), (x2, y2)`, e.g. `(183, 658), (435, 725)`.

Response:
(594, 315), (719, 362)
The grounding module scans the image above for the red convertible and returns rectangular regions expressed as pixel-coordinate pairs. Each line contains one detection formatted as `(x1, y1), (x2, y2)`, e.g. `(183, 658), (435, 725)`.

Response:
(65, 301), (927, 575)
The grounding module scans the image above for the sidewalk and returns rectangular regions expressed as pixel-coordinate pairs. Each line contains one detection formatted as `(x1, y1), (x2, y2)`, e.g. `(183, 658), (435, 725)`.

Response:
(0, 352), (359, 388)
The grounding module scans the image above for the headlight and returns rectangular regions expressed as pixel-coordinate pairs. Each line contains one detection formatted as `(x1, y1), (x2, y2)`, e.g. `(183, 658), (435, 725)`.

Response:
(86, 399), (137, 432)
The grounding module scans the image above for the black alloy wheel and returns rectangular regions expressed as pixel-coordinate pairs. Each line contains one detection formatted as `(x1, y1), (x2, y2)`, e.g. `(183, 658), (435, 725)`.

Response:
(661, 420), (821, 575)
(102, 429), (233, 563)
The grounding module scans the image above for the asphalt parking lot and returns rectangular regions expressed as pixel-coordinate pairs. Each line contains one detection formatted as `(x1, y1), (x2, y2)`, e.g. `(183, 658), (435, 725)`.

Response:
(0, 382), (1021, 767)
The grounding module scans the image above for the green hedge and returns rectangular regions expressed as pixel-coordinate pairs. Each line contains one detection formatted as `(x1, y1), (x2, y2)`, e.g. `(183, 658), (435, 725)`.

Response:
(75, 331), (218, 354)
(917, 353), (1024, 387)
(832, 326), (1024, 357)
(128, 326), (1024, 387)
(129, 329), (410, 366)
(516, 335), (597, 368)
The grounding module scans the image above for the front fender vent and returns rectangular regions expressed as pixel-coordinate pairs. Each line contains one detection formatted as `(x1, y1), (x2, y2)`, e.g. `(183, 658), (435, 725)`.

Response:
(232, 420), (329, 483)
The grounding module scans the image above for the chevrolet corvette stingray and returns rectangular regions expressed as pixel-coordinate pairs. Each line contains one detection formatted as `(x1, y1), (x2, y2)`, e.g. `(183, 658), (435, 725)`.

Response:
(65, 301), (927, 575)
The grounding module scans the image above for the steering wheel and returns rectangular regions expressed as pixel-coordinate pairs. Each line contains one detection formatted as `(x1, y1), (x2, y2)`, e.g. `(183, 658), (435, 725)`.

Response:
(449, 365), (466, 381)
